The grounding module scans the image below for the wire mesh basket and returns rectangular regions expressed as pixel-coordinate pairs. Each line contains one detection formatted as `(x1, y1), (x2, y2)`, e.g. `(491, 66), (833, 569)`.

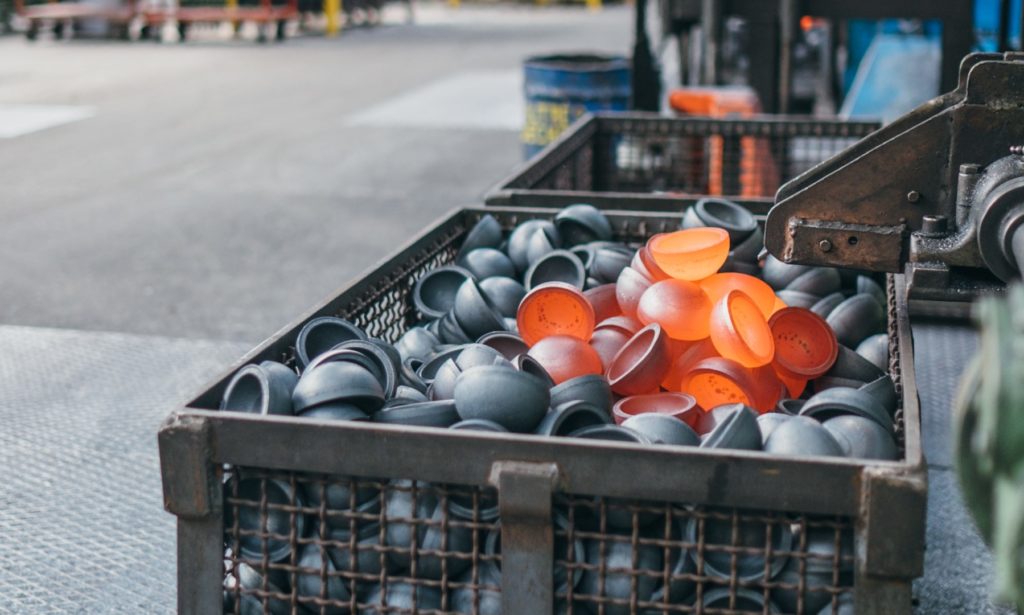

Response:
(161, 206), (924, 615)
(485, 114), (881, 212)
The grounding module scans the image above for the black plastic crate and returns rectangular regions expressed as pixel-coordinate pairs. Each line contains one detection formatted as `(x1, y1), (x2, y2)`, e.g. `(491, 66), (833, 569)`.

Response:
(160, 206), (924, 615)
(486, 113), (880, 212)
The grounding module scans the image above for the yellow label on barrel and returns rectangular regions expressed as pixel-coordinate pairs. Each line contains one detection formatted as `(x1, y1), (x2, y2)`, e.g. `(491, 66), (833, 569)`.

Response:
(522, 101), (577, 147)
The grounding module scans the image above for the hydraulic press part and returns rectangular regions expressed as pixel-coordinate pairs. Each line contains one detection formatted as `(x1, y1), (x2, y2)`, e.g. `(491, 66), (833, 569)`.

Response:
(766, 52), (1024, 301)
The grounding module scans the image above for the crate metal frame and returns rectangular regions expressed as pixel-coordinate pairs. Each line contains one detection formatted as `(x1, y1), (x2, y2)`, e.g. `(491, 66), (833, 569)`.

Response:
(485, 113), (881, 212)
(160, 206), (924, 614)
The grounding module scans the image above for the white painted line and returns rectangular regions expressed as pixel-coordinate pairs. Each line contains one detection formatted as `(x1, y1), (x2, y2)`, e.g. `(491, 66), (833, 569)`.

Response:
(348, 70), (524, 131)
(0, 104), (96, 139)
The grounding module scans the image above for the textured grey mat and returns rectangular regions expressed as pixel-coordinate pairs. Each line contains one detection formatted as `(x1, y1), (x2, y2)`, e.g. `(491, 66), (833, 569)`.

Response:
(0, 325), (247, 614)
(910, 322), (1014, 614)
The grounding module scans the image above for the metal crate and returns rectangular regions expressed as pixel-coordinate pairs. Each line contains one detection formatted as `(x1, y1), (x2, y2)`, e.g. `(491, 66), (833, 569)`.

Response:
(485, 114), (881, 212)
(160, 206), (924, 615)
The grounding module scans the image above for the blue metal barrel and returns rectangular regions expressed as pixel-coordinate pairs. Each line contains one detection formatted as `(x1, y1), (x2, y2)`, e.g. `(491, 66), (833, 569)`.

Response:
(521, 54), (631, 160)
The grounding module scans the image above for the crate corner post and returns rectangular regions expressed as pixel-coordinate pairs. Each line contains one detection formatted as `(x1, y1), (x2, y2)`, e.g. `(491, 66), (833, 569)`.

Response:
(159, 412), (224, 615)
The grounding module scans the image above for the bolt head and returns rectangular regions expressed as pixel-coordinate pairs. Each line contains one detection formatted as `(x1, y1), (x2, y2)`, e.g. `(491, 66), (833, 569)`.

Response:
(906, 190), (921, 203)
(818, 239), (833, 253)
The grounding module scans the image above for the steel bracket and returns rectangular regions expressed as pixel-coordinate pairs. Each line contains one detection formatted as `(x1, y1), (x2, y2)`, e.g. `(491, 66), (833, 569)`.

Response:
(159, 411), (221, 519)
(490, 461), (561, 615)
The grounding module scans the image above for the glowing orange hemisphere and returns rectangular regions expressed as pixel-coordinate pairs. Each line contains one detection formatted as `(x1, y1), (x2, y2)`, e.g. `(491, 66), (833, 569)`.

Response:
(636, 279), (713, 341)
(615, 267), (652, 318)
(680, 357), (758, 410)
(527, 335), (604, 385)
(584, 284), (621, 324)
(648, 228), (730, 281)
(517, 282), (595, 347)
(709, 290), (775, 368)
(699, 273), (776, 319)
(768, 306), (839, 379)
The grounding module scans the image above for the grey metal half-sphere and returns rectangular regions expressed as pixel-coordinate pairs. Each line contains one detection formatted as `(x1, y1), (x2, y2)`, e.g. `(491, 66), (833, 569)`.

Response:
(823, 414), (899, 460)
(453, 366), (550, 432)
(764, 415), (845, 457)
(622, 413), (700, 446)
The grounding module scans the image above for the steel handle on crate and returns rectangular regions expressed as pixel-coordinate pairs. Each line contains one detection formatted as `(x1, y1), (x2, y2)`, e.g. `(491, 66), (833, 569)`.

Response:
(490, 461), (559, 615)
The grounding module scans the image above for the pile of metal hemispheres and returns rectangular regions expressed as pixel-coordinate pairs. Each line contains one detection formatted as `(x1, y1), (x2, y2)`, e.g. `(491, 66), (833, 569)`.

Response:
(222, 202), (897, 459)
(219, 202), (892, 613)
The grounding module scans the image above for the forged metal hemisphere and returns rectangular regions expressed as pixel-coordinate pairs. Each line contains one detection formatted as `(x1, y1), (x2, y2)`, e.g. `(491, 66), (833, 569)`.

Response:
(686, 508), (793, 582)
(460, 247), (517, 280)
(294, 316), (367, 370)
(684, 197), (759, 244)
(578, 533), (663, 615)
(554, 203), (614, 246)
(702, 587), (781, 613)
(621, 413), (700, 446)
(453, 278), (508, 339)
(785, 267), (842, 296)
(700, 403), (762, 451)
(449, 418), (509, 432)
(508, 219), (558, 273)
(361, 581), (443, 615)
(525, 224), (561, 266)
(292, 361), (385, 415)
(856, 333), (890, 372)
(413, 265), (475, 320)
(955, 283), (1024, 610)
(811, 291), (846, 318)
(772, 527), (854, 614)
(549, 374), (614, 415)
(535, 400), (612, 437)
(371, 399), (460, 428)
(294, 540), (350, 609)
(382, 480), (475, 579)
(589, 246), (633, 285)
(763, 415), (845, 457)
(479, 276), (527, 318)
(453, 365), (550, 432)
(513, 353), (556, 388)
(325, 518), (395, 577)
(302, 476), (380, 522)
(229, 562), (290, 615)
(525, 249), (587, 290)
(225, 477), (306, 563)
(800, 386), (893, 433)
(859, 374), (899, 415)
(823, 414), (899, 460)
(457, 214), (503, 259)
(477, 330), (530, 359)
(757, 412), (792, 444)
(395, 327), (442, 363)
(826, 344), (885, 384)
(826, 294), (885, 349)
(220, 361), (297, 416)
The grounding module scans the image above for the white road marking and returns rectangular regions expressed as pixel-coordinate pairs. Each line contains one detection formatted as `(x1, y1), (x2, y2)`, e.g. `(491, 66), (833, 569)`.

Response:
(0, 104), (95, 138)
(348, 69), (523, 131)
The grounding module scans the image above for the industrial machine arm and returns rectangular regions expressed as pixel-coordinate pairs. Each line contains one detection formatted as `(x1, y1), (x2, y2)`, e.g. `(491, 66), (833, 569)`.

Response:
(766, 53), (1024, 301)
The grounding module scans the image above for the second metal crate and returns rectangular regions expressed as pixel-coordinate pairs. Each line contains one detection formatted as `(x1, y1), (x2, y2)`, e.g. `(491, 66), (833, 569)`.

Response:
(485, 113), (881, 211)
